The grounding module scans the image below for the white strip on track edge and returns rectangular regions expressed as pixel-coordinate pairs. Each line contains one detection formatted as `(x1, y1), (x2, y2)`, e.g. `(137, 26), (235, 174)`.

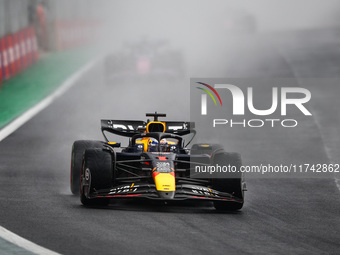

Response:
(0, 226), (62, 255)
(276, 47), (340, 194)
(0, 56), (99, 255)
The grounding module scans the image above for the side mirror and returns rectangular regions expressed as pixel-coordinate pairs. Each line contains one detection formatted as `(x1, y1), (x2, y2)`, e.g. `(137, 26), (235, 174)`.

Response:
(107, 142), (121, 148)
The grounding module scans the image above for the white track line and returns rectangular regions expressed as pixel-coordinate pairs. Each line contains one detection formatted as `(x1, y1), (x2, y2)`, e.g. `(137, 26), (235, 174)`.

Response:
(277, 47), (340, 193)
(0, 226), (62, 255)
(336, 178), (340, 191)
(0, 57), (99, 254)
(0, 57), (98, 142)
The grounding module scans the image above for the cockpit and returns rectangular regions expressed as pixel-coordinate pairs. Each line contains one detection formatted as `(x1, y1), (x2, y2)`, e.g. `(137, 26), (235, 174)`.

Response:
(135, 137), (179, 153)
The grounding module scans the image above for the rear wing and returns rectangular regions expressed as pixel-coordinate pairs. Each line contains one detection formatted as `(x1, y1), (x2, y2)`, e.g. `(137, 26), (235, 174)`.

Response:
(164, 121), (195, 136)
(101, 119), (195, 140)
(101, 120), (146, 139)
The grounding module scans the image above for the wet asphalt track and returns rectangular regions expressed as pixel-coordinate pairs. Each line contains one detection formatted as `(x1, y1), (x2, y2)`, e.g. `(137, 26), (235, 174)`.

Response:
(0, 30), (339, 255)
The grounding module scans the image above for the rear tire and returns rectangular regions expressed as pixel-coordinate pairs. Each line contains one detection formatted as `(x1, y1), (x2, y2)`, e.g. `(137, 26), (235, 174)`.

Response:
(70, 140), (104, 195)
(191, 143), (224, 155)
(80, 149), (113, 206)
(212, 152), (245, 211)
(190, 143), (225, 184)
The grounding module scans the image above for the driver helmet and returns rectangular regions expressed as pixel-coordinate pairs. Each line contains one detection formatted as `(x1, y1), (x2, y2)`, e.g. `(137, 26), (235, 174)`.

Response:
(147, 138), (158, 152)
(147, 138), (169, 152)
(159, 139), (168, 152)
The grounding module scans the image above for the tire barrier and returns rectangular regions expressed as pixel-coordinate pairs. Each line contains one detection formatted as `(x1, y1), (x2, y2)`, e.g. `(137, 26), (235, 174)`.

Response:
(0, 26), (39, 83)
(0, 36), (10, 80)
(0, 19), (100, 84)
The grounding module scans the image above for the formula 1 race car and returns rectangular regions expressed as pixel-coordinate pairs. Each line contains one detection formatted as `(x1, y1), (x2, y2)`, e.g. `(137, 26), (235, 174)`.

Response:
(70, 112), (246, 211)
(105, 39), (184, 82)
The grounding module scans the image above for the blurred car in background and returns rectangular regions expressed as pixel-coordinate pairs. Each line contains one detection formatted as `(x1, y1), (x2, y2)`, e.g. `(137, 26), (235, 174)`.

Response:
(105, 38), (185, 83)
(223, 9), (257, 33)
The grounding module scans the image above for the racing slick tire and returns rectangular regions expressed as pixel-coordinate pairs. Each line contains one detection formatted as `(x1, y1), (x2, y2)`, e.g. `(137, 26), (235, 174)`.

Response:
(70, 140), (104, 195)
(80, 149), (113, 206)
(212, 152), (245, 211)
(190, 143), (225, 183)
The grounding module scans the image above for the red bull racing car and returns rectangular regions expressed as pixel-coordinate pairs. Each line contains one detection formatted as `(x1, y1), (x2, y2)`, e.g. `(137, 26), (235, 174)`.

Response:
(70, 112), (246, 211)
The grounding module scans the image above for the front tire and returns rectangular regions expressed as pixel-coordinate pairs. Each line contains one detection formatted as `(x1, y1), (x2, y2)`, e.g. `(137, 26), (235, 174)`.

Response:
(70, 140), (104, 195)
(80, 149), (113, 206)
(212, 152), (245, 211)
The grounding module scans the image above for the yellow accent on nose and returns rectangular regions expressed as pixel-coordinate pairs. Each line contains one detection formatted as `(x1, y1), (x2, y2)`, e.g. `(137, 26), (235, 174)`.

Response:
(200, 144), (210, 147)
(153, 173), (175, 191)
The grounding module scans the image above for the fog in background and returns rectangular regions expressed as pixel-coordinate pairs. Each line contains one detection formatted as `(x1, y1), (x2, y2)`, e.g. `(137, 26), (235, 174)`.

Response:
(99, 0), (340, 47)
(89, 0), (340, 81)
